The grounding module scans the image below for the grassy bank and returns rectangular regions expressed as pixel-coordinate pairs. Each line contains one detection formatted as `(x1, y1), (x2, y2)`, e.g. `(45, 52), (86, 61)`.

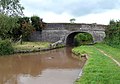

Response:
(72, 45), (120, 84)
(95, 43), (120, 62)
(13, 42), (51, 51)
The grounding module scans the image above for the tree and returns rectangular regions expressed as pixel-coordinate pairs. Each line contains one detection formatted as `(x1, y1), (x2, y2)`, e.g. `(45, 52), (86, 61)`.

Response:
(31, 16), (44, 32)
(70, 18), (76, 23)
(0, 14), (20, 39)
(0, 0), (24, 16)
(13, 17), (34, 42)
(0, 14), (34, 43)
(20, 17), (34, 41)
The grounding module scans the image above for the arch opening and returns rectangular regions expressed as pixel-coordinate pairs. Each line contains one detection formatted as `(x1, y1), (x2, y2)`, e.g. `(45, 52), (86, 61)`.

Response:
(66, 32), (93, 46)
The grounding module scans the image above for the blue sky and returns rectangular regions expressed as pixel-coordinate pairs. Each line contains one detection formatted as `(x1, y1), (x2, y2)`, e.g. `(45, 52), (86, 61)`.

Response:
(20, 0), (120, 24)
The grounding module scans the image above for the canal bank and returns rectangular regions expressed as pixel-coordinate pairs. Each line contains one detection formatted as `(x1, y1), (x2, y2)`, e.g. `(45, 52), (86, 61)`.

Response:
(14, 45), (65, 53)
(12, 41), (65, 54)
(72, 45), (120, 84)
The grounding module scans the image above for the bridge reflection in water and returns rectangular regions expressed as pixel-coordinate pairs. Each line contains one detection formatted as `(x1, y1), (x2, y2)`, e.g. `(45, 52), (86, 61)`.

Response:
(0, 47), (86, 84)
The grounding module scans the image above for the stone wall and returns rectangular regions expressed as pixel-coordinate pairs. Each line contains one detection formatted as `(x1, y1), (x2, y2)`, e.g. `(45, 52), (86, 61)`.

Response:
(45, 23), (106, 31)
(29, 23), (107, 44)
(29, 30), (69, 42)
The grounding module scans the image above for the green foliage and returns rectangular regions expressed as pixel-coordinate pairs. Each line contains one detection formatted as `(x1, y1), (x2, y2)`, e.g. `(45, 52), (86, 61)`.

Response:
(0, 14), (44, 42)
(0, 40), (14, 55)
(0, 14), (34, 42)
(0, 14), (20, 39)
(105, 20), (120, 48)
(0, 0), (24, 16)
(31, 15), (43, 31)
(18, 17), (34, 41)
(74, 33), (93, 46)
(70, 18), (76, 23)
(23, 17), (30, 23)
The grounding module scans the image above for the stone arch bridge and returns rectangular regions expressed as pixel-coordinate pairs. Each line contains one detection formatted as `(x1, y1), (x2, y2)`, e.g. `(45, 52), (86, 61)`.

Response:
(29, 23), (107, 46)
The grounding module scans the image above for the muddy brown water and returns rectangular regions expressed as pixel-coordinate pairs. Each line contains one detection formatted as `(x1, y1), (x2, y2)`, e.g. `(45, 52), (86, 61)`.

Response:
(0, 47), (86, 84)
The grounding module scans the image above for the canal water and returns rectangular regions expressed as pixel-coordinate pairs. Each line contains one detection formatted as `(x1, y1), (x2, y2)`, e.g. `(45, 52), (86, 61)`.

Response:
(0, 47), (86, 84)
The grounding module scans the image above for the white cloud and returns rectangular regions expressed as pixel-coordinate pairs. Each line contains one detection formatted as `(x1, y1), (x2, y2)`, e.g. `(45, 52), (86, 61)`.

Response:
(76, 9), (120, 25)
(23, 10), (75, 23)
(20, 0), (120, 25)
(40, 12), (75, 23)
(23, 9), (120, 25)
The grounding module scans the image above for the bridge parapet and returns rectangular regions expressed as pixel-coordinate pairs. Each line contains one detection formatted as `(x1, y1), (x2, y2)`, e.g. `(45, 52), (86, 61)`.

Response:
(45, 23), (107, 30)
(29, 23), (107, 45)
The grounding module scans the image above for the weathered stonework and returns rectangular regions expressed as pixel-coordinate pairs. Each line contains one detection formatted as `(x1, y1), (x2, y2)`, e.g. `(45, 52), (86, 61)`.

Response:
(29, 23), (107, 45)
(29, 30), (68, 42)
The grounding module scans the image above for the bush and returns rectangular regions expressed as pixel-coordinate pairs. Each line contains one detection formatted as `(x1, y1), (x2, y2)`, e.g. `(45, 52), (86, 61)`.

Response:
(74, 33), (93, 46)
(0, 40), (14, 55)
(105, 20), (120, 49)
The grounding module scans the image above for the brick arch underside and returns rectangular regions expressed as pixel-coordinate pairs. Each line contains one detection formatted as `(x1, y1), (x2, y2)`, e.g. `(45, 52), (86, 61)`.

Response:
(66, 32), (93, 46)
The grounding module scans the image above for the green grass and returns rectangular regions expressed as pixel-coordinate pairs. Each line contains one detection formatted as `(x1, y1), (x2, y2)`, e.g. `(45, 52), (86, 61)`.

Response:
(72, 45), (120, 84)
(95, 43), (120, 62)
(13, 42), (51, 51)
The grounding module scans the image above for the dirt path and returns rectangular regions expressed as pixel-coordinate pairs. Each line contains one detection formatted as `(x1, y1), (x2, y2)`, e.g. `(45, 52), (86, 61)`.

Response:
(95, 47), (120, 67)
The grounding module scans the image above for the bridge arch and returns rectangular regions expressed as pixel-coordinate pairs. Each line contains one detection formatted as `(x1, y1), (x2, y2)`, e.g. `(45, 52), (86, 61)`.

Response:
(65, 32), (94, 46)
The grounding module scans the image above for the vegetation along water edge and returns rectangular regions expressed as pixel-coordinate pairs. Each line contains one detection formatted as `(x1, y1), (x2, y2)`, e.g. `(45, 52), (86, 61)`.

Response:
(72, 44), (120, 84)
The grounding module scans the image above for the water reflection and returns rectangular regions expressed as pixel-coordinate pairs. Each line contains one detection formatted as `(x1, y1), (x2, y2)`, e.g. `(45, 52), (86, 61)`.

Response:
(0, 47), (86, 84)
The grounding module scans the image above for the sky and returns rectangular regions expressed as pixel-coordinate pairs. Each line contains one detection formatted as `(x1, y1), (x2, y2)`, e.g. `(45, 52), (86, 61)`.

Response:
(20, 0), (120, 25)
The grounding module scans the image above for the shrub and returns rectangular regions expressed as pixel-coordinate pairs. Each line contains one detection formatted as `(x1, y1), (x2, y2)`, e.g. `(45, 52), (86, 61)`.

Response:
(105, 20), (120, 48)
(74, 33), (93, 46)
(0, 40), (14, 55)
